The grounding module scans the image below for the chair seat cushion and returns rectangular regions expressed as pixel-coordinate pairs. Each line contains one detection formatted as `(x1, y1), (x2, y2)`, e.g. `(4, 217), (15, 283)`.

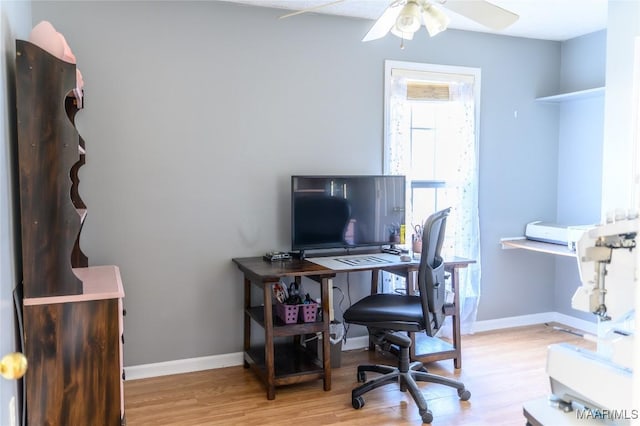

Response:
(343, 293), (424, 331)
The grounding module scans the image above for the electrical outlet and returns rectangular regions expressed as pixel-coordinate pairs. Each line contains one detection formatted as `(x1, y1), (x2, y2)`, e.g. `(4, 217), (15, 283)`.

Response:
(9, 396), (16, 426)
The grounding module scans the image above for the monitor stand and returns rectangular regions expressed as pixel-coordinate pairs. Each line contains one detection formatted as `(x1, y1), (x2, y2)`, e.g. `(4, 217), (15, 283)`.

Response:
(381, 245), (401, 255)
(290, 250), (306, 260)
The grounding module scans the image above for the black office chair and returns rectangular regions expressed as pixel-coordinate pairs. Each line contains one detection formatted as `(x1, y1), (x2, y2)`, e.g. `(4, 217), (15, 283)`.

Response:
(343, 207), (470, 424)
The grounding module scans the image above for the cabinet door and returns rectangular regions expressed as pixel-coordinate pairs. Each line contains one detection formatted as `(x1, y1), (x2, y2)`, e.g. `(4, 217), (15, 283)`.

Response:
(24, 298), (122, 425)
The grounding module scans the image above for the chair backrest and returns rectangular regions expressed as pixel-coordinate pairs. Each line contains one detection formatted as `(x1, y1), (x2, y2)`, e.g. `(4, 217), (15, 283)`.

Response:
(417, 207), (451, 337)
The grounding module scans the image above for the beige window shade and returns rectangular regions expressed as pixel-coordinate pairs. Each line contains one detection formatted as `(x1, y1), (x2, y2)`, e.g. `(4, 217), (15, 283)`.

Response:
(391, 67), (474, 101)
(406, 81), (450, 101)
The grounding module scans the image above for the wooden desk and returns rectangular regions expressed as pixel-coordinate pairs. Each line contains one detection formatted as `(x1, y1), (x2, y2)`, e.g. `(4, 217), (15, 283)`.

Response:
(232, 254), (474, 399)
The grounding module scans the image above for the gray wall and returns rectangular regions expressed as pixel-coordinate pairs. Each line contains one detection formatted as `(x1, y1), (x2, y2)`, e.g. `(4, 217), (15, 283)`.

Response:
(1, 0), (32, 423)
(33, 1), (562, 366)
(559, 30), (606, 93)
(602, 1), (640, 212)
(553, 31), (606, 320)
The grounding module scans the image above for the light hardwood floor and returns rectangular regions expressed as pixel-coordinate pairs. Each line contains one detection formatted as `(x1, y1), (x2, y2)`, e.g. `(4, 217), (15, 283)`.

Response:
(124, 324), (593, 425)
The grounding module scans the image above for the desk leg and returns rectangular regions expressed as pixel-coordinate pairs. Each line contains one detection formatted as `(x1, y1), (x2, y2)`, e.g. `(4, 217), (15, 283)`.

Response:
(368, 270), (380, 351)
(370, 270), (379, 294)
(293, 276), (302, 346)
(449, 266), (462, 369)
(263, 282), (276, 400)
(243, 276), (251, 368)
(407, 269), (417, 360)
(321, 277), (331, 391)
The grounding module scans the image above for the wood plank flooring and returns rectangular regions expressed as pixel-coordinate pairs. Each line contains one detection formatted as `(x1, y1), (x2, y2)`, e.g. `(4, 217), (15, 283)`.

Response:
(124, 323), (594, 425)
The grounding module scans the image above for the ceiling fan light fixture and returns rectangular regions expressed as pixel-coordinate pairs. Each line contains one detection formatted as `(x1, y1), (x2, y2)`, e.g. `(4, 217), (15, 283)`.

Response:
(422, 3), (450, 37)
(294, 0), (519, 44)
(395, 0), (422, 34)
(390, 25), (415, 40)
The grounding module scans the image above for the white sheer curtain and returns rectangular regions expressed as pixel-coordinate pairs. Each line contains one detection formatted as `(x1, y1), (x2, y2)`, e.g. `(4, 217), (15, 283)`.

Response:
(387, 76), (411, 176)
(386, 74), (482, 336)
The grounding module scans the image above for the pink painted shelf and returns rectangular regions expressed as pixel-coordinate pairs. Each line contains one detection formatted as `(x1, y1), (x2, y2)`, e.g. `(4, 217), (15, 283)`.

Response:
(23, 265), (124, 306)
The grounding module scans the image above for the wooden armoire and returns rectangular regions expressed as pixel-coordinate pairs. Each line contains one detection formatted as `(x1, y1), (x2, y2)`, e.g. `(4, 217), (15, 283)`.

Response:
(15, 39), (126, 425)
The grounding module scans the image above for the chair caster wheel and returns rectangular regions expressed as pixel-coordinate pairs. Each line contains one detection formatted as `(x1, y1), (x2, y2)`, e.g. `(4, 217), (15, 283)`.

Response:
(357, 371), (366, 383)
(420, 409), (433, 423)
(352, 396), (365, 409)
(458, 388), (471, 401)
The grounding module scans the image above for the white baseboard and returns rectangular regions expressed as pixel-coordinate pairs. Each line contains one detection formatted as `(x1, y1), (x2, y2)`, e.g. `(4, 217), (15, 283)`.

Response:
(551, 312), (597, 335)
(472, 311), (596, 335)
(343, 335), (370, 351)
(472, 312), (556, 333)
(125, 312), (597, 380)
(125, 352), (244, 381)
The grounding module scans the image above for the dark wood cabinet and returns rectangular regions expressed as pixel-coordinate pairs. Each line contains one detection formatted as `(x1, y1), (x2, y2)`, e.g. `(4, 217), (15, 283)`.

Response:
(15, 39), (125, 425)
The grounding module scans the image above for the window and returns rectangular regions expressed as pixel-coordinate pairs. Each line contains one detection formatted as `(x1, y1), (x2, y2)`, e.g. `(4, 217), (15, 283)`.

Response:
(383, 60), (481, 335)
(408, 102), (450, 244)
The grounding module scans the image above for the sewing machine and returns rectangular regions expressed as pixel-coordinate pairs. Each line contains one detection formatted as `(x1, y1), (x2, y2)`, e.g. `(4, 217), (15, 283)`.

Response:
(524, 216), (638, 425)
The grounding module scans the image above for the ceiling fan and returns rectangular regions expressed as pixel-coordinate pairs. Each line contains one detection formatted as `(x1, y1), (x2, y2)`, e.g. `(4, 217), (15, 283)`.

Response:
(281, 0), (519, 42)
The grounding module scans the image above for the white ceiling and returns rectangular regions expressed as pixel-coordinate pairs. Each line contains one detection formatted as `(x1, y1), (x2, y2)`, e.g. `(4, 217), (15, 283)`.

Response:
(221, 0), (608, 41)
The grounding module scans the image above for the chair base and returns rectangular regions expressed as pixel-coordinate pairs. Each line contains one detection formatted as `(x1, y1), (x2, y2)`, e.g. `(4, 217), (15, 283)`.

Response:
(351, 337), (470, 424)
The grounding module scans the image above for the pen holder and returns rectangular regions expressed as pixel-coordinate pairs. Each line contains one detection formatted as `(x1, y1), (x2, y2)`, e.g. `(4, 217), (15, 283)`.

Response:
(275, 303), (300, 324)
(412, 240), (422, 259)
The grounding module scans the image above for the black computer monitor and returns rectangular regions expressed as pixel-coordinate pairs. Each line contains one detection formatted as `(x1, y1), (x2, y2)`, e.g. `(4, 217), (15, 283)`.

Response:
(291, 175), (406, 253)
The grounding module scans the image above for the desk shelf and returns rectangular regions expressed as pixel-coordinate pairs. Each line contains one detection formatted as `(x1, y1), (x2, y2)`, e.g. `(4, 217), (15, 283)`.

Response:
(413, 334), (456, 362)
(245, 343), (324, 386)
(500, 237), (576, 257)
(245, 306), (324, 337)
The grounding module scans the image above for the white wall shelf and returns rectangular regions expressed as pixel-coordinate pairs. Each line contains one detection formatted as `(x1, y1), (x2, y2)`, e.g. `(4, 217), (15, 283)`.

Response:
(500, 237), (576, 257)
(535, 86), (605, 103)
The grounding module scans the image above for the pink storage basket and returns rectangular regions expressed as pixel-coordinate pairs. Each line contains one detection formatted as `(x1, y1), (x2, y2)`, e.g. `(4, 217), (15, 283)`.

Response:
(275, 303), (299, 324)
(299, 303), (318, 323)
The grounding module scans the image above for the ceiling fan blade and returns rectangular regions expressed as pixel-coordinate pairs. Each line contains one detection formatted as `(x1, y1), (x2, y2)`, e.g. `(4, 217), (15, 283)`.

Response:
(279, 0), (346, 19)
(362, 2), (404, 42)
(441, 0), (519, 30)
